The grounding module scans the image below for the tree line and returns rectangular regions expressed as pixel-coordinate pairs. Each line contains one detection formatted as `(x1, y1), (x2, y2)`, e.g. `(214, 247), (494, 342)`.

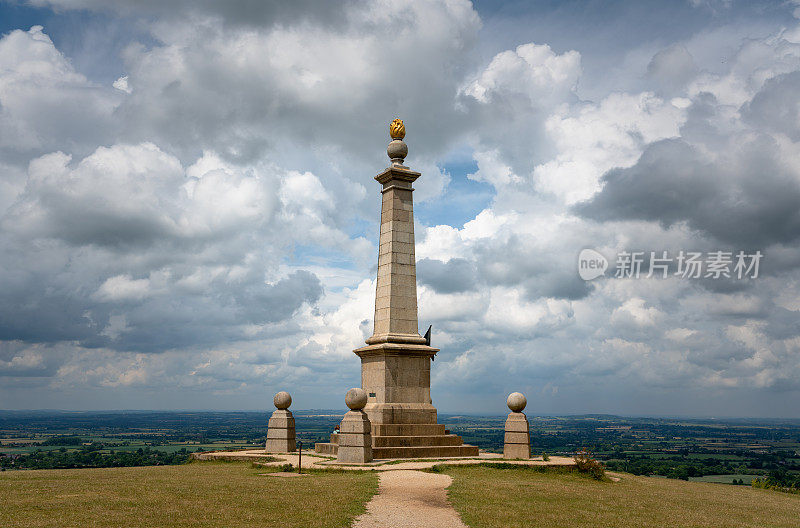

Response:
(0, 446), (191, 470)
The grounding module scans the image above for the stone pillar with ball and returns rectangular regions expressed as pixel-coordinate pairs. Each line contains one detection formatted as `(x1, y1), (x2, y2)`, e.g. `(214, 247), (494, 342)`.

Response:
(266, 391), (296, 453)
(504, 392), (530, 459)
(336, 388), (373, 464)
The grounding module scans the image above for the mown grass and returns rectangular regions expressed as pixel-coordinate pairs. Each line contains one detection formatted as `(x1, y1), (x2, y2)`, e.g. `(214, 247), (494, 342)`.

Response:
(445, 465), (800, 528)
(0, 460), (377, 528)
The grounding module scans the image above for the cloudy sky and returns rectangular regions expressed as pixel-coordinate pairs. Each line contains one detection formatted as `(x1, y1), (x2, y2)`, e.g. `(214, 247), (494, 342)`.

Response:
(1, 0), (799, 417)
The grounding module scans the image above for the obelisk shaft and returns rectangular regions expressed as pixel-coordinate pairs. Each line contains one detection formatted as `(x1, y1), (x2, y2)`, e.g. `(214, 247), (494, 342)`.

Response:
(373, 169), (420, 338)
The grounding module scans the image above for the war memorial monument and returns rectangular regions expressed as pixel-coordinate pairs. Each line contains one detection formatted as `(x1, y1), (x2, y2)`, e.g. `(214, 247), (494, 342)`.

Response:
(315, 120), (479, 459)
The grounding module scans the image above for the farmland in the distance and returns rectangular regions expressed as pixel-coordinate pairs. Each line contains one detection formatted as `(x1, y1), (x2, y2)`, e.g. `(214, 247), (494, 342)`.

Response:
(1, 411), (799, 484)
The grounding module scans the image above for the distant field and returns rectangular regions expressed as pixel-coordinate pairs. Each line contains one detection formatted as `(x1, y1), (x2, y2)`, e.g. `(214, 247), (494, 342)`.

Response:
(689, 474), (760, 484)
(445, 465), (800, 528)
(0, 440), (254, 455)
(638, 452), (747, 461)
(0, 461), (377, 528)
(3, 411), (799, 480)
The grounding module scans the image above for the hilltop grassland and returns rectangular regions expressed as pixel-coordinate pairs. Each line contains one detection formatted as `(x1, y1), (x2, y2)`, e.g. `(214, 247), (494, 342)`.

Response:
(445, 465), (800, 528)
(3, 460), (800, 528)
(0, 461), (377, 528)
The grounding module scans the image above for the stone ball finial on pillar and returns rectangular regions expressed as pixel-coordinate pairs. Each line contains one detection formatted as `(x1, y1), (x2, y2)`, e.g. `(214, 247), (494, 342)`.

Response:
(266, 391), (296, 453)
(387, 118), (408, 168)
(507, 392), (527, 412)
(345, 387), (368, 410)
(274, 391), (292, 410)
(337, 388), (373, 464)
(503, 391), (530, 459)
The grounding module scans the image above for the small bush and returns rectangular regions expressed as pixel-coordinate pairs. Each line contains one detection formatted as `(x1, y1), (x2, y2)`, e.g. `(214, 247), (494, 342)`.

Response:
(574, 448), (605, 480)
(541, 453), (550, 461)
(279, 463), (294, 472)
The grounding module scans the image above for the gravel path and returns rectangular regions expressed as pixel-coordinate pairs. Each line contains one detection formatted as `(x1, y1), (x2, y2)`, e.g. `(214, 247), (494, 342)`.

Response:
(352, 470), (468, 528)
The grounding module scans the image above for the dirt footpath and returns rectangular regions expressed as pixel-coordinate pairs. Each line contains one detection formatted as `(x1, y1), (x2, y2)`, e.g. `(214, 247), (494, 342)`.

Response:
(352, 469), (468, 528)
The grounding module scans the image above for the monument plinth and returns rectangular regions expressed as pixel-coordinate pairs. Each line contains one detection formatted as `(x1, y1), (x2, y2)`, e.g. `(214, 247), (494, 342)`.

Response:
(336, 388), (373, 464)
(316, 119), (478, 459)
(503, 392), (530, 459)
(266, 391), (296, 453)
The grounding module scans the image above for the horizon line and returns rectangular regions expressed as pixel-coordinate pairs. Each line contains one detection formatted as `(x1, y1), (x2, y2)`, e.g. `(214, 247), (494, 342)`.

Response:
(1, 409), (800, 422)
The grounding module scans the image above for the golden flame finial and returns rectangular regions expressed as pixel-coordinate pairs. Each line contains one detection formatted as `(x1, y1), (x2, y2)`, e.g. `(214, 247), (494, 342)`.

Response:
(389, 118), (405, 140)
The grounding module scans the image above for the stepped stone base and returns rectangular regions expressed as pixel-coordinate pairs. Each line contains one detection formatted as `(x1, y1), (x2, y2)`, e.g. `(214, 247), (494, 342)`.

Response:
(315, 423), (478, 459)
(316, 442), (479, 459)
(372, 445), (478, 458)
(373, 423), (447, 436)
(315, 442), (337, 456)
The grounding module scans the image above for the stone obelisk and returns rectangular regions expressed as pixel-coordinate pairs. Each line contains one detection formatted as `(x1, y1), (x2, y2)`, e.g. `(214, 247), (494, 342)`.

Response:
(315, 119), (477, 459)
(352, 118), (440, 427)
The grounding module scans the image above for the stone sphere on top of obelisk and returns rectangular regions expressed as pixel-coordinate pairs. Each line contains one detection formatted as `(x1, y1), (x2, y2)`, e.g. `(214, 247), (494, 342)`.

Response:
(353, 118), (440, 427)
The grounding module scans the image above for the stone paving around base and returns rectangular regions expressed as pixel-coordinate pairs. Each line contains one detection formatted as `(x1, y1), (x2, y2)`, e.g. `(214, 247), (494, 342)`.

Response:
(192, 449), (575, 471)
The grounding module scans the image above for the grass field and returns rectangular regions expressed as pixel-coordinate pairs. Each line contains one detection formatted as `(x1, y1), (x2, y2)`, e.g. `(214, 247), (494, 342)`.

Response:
(0, 461), (377, 528)
(444, 465), (800, 528)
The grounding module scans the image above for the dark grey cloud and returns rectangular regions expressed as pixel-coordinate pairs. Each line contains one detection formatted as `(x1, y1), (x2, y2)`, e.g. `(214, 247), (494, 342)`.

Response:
(743, 71), (800, 141)
(646, 44), (698, 95)
(762, 306), (800, 340)
(102, 270), (322, 352)
(31, 0), (351, 29)
(419, 231), (593, 304)
(575, 135), (800, 248)
(101, 0), (481, 169)
(475, 235), (592, 301)
(417, 258), (478, 293)
(0, 235), (322, 353)
(0, 341), (62, 378)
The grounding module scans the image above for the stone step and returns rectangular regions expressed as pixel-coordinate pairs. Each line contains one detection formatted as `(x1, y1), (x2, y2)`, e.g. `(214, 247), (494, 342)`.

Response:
(371, 423), (446, 436)
(315, 441), (480, 459)
(315, 442), (337, 455)
(326, 432), (464, 448)
(371, 444), (479, 459)
(372, 434), (465, 448)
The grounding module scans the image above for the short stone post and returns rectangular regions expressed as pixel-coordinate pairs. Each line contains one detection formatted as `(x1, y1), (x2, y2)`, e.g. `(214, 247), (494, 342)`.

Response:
(266, 391), (296, 453)
(337, 388), (373, 464)
(504, 392), (530, 459)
